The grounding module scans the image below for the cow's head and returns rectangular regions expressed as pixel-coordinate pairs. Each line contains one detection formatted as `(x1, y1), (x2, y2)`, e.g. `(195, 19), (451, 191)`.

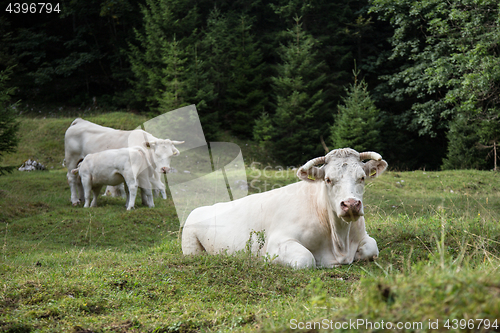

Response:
(144, 139), (184, 174)
(297, 148), (387, 222)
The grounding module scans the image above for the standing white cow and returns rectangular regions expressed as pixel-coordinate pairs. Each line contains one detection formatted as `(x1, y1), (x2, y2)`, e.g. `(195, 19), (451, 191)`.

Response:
(64, 118), (182, 205)
(182, 148), (387, 269)
(72, 141), (180, 210)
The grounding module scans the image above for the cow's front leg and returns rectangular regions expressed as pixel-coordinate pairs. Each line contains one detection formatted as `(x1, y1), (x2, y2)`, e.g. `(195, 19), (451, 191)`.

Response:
(150, 173), (167, 199)
(152, 188), (167, 199)
(125, 180), (138, 210)
(267, 238), (316, 269)
(140, 187), (154, 208)
(137, 173), (155, 207)
(354, 235), (379, 261)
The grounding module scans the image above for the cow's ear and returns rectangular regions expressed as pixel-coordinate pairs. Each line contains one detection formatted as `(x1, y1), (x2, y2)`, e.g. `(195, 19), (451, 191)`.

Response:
(297, 166), (325, 182)
(144, 141), (156, 148)
(364, 159), (388, 178)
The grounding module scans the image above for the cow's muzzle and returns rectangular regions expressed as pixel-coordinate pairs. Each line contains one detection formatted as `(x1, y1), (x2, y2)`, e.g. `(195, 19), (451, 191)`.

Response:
(161, 167), (170, 174)
(340, 198), (363, 219)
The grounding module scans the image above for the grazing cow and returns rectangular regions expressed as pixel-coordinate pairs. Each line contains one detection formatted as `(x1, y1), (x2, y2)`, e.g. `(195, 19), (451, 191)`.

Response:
(64, 118), (181, 205)
(181, 148), (387, 269)
(72, 140), (181, 210)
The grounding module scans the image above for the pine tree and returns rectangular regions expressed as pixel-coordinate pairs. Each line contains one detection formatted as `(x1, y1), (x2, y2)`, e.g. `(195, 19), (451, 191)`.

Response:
(224, 15), (268, 138)
(128, 0), (200, 110)
(158, 36), (189, 112)
(0, 67), (19, 176)
(253, 112), (274, 149)
(128, 0), (177, 108)
(202, 7), (231, 113)
(184, 42), (219, 140)
(262, 16), (329, 165)
(330, 69), (382, 152)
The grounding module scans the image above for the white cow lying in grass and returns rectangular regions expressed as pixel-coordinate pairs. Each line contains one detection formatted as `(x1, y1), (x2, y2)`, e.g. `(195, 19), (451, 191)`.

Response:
(182, 148), (387, 269)
(72, 140), (182, 210)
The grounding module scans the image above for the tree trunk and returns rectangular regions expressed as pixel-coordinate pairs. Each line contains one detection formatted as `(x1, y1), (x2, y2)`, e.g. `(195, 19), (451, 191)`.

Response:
(320, 135), (329, 153)
(494, 141), (497, 172)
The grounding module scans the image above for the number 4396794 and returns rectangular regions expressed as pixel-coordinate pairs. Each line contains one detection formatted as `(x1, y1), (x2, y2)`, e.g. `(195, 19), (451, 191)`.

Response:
(6, 3), (60, 14)
(444, 319), (498, 330)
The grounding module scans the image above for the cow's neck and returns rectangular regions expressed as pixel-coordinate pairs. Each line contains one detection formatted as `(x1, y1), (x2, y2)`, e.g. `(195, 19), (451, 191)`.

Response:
(319, 183), (354, 261)
(330, 211), (352, 258)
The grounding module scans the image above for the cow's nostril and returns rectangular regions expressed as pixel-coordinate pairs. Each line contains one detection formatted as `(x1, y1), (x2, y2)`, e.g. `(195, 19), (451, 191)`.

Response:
(341, 199), (362, 213)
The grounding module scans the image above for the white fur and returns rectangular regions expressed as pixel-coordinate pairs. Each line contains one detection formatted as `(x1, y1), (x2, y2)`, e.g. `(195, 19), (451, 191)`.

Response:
(64, 118), (180, 205)
(182, 148), (387, 269)
(73, 141), (179, 210)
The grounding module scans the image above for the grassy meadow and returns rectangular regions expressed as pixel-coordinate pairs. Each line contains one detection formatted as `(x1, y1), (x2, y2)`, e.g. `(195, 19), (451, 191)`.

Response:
(1, 113), (500, 332)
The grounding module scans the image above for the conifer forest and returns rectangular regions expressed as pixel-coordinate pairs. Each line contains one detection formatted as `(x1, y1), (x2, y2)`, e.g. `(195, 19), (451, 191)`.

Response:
(2, 0), (500, 170)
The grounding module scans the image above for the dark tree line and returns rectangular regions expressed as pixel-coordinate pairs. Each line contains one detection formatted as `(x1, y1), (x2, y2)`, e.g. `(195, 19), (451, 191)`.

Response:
(1, 0), (499, 170)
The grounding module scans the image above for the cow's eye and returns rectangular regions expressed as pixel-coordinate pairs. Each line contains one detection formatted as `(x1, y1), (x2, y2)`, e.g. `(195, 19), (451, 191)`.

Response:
(360, 177), (365, 182)
(325, 178), (332, 184)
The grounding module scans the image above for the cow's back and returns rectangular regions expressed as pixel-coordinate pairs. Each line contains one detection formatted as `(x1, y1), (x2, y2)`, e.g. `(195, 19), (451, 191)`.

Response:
(182, 181), (320, 255)
(65, 118), (130, 159)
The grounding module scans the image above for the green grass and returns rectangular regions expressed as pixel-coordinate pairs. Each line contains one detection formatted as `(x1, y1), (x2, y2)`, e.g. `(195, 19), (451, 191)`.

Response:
(2, 112), (149, 170)
(1, 113), (500, 332)
(2, 112), (280, 172)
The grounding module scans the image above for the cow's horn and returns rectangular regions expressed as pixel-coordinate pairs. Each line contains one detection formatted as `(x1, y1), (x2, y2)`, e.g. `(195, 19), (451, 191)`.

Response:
(359, 152), (382, 161)
(301, 156), (326, 170)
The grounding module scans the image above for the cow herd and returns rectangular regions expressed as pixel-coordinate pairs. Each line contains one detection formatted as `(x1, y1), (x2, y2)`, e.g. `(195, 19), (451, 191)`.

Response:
(64, 118), (388, 268)
(64, 118), (183, 210)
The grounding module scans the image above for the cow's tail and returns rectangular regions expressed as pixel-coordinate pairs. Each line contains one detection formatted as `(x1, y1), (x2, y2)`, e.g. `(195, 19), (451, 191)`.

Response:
(71, 159), (84, 175)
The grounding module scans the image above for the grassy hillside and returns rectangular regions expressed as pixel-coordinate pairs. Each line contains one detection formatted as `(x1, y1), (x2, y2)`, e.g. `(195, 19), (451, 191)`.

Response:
(1, 113), (500, 332)
(1, 112), (275, 171)
(1, 112), (149, 170)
